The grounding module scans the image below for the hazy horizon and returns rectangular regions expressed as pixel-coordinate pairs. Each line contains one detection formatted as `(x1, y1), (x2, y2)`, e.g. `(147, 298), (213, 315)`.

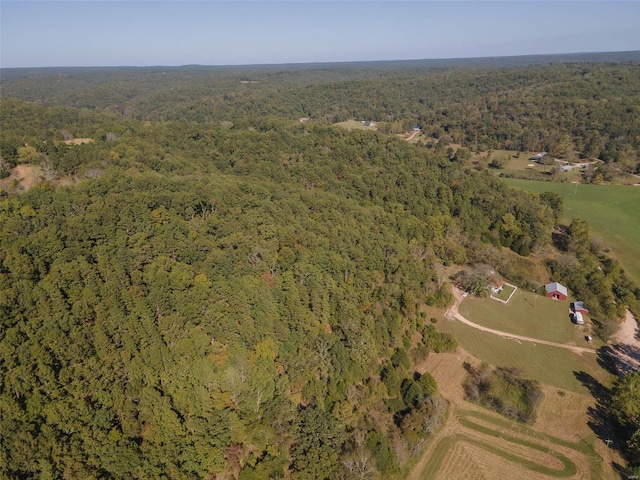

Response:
(2, 1), (640, 69)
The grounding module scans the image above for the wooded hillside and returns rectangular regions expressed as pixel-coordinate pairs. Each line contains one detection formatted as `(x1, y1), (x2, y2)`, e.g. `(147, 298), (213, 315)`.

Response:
(1, 57), (639, 478)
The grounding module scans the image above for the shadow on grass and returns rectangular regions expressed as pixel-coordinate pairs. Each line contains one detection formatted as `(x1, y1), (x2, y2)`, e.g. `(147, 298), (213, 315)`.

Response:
(596, 346), (620, 375)
(598, 344), (640, 377)
(573, 371), (618, 445)
(612, 461), (640, 480)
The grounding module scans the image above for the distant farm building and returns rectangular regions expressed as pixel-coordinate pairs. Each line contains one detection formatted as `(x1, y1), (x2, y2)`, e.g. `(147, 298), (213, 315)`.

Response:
(571, 301), (589, 315)
(362, 121), (376, 127)
(412, 125), (421, 131)
(530, 152), (548, 162)
(545, 282), (568, 301)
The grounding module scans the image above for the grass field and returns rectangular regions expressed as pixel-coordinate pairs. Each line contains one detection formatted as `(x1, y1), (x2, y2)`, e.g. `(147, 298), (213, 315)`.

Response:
(503, 179), (640, 283)
(437, 319), (611, 394)
(459, 290), (601, 348)
(415, 408), (599, 480)
(492, 284), (516, 302)
(333, 119), (378, 131)
(405, 350), (620, 480)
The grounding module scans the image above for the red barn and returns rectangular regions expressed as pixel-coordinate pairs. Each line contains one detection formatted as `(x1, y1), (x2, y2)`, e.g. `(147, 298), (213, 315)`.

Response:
(545, 282), (568, 301)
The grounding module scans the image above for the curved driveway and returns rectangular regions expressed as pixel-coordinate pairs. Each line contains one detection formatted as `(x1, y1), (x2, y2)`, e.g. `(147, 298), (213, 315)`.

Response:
(446, 288), (597, 355)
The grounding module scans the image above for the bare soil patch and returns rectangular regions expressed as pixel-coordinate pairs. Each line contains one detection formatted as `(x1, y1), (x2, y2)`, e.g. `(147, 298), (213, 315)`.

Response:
(608, 310), (640, 375)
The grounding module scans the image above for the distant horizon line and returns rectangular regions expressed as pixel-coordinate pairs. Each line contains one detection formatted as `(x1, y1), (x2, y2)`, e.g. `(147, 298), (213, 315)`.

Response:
(3, 49), (640, 70)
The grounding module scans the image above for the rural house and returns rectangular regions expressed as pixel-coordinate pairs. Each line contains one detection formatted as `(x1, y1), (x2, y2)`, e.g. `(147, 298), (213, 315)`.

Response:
(571, 301), (588, 315)
(530, 152), (548, 162)
(545, 282), (568, 301)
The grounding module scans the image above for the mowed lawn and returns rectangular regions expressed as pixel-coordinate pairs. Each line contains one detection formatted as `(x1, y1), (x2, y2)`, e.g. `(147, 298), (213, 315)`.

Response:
(503, 179), (640, 283)
(437, 319), (612, 394)
(459, 289), (601, 348)
(333, 120), (377, 131)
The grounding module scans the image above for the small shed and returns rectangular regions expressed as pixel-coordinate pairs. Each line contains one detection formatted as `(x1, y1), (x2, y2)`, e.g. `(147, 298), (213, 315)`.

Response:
(545, 282), (568, 301)
(573, 312), (584, 325)
(412, 125), (421, 131)
(571, 301), (589, 315)
(530, 152), (548, 162)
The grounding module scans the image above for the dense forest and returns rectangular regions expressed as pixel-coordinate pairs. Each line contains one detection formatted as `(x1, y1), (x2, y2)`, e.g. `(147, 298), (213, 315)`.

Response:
(3, 56), (640, 169)
(1, 56), (640, 478)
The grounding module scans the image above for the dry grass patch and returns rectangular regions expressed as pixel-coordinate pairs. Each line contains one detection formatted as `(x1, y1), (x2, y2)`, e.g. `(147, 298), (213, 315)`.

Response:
(443, 440), (561, 480)
(534, 386), (596, 442)
(1, 164), (43, 192)
(64, 138), (93, 145)
(432, 440), (489, 480)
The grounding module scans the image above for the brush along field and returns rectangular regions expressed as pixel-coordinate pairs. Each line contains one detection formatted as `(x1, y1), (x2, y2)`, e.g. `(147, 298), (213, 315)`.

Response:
(408, 351), (620, 480)
(503, 179), (640, 283)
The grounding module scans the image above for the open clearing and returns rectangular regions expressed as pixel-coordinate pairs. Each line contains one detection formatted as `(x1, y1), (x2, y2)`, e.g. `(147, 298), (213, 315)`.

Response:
(437, 317), (610, 394)
(63, 137), (93, 145)
(0, 164), (44, 192)
(503, 179), (640, 283)
(408, 350), (619, 480)
(459, 289), (601, 348)
(333, 119), (378, 131)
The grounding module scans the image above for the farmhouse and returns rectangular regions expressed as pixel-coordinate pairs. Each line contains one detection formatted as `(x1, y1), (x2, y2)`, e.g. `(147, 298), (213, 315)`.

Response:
(545, 282), (568, 301)
(530, 152), (548, 162)
(571, 301), (589, 315)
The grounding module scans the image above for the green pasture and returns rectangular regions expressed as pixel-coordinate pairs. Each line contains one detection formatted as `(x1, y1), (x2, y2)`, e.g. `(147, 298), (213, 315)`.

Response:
(437, 319), (612, 394)
(459, 290), (601, 347)
(504, 179), (640, 283)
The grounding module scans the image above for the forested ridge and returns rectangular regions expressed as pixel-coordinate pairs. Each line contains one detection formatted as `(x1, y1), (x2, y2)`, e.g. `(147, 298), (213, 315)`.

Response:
(1, 57), (640, 478)
(3, 59), (639, 169)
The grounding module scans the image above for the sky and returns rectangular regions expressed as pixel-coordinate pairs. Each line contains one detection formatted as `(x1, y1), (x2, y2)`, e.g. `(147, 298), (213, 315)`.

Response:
(1, 1), (640, 68)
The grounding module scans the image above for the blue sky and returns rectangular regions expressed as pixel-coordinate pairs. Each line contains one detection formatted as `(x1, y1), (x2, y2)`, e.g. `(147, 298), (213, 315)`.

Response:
(1, 1), (639, 68)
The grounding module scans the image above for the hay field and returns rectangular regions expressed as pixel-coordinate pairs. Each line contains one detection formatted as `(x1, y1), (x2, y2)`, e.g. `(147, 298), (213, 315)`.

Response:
(407, 351), (615, 480)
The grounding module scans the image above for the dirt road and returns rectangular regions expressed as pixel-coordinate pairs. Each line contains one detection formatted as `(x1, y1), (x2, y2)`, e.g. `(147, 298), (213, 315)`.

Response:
(446, 287), (597, 355)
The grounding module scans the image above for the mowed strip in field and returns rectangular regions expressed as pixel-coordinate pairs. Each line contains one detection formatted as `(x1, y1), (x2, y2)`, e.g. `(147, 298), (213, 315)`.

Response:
(408, 352), (611, 480)
(503, 179), (640, 283)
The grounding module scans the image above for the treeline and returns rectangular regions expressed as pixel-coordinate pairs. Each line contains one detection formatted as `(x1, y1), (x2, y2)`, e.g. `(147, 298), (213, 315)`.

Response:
(548, 216), (640, 339)
(610, 371), (640, 474)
